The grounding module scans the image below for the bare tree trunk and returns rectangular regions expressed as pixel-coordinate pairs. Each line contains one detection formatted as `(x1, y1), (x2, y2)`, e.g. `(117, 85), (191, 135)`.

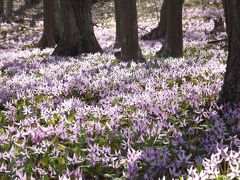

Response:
(114, 0), (123, 48)
(0, 0), (4, 16)
(119, 0), (144, 62)
(71, 0), (102, 53)
(141, 0), (167, 40)
(25, 0), (40, 5)
(156, 0), (184, 58)
(6, 0), (13, 17)
(52, 0), (102, 56)
(220, 0), (240, 104)
(52, 0), (80, 56)
(54, 0), (62, 42)
(38, 0), (57, 49)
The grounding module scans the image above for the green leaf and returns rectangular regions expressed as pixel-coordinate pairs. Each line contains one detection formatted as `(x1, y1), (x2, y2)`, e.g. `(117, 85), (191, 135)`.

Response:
(0, 128), (4, 134)
(197, 164), (203, 173)
(58, 144), (67, 151)
(40, 157), (49, 167)
(35, 71), (43, 78)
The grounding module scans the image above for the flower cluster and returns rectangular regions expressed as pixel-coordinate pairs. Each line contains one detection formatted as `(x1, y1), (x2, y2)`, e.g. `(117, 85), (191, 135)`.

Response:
(188, 146), (240, 179)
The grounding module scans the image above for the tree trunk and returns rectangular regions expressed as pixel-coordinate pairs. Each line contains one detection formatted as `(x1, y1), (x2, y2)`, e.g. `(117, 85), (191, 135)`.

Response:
(141, 0), (167, 40)
(114, 0), (123, 48)
(54, 0), (62, 42)
(220, 0), (240, 104)
(0, 0), (4, 16)
(25, 0), (40, 5)
(72, 0), (102, 53)
(6, 0), (13, 17)
(53, 0), (102, 56)
(119, 0), (144, 62)
(38, 0), (57, 49)
(156, 0), (184, 58)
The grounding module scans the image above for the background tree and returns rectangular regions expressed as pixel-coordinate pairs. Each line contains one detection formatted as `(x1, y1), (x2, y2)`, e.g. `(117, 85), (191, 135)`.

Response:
(220, 0), (240, 104)
(0, 0), (4, 16)
(38, 0), (57, 49)
(114, 0), (123, 48)
(156, 0), (184, 58)
(141, 0), (167, 40)
(25, 0), (40, 5)
(53, 0), (102, 56)
(6, 0), (13, 17)
(117, 0), (144, 62)
(54, 0), (63, 41)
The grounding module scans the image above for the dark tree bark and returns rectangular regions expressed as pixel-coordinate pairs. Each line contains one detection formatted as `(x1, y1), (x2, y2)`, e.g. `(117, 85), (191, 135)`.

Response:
(38, 0), (57, 49)
(220, 0), (240, 104)
(114, 0), (123, 48)
(6, 0), (13, 17)
(156, 0), (184, 58)
(52, 0), (81, 56)
(25, 0), (40, 5)
(0, 0), (4, 16)
(117, 0), (144, 62)
(141, 0), (167, 40)
(92, 0), (111, 4)
(53, 0), (102, 56)
(71, 0), (102, 54)
(54, 0), (63, 39)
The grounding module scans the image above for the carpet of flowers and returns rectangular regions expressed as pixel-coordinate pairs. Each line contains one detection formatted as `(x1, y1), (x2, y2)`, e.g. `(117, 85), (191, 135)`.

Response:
(0, 2), (240, 180)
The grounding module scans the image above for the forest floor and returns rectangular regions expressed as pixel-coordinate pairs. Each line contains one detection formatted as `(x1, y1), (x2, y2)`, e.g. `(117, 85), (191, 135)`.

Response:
(1, 1), (239, 180)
